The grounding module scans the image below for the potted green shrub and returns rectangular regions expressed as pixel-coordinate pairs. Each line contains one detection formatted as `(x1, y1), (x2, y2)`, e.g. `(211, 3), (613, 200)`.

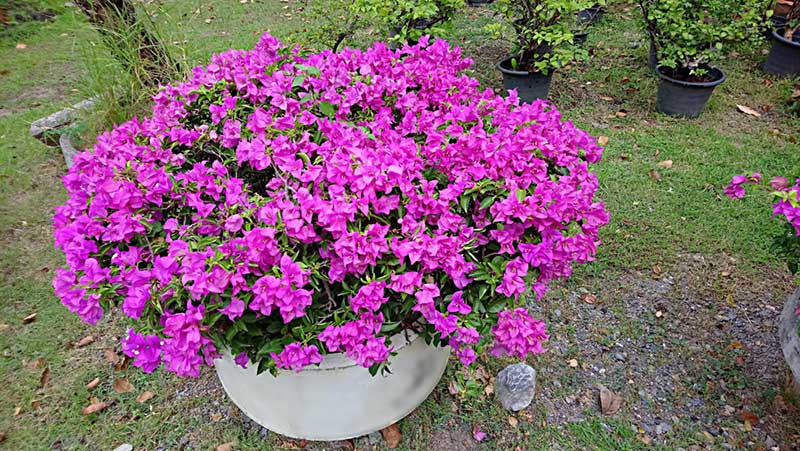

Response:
(52, 34), (609, 441)
(489, 0), (597, 102)
(764, 0), (800, 75)
(638, 0), (770, 118)
(356, 0), (463, 45)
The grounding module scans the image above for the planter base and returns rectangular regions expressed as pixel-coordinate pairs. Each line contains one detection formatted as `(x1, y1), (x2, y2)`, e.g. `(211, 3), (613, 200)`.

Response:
(497, 56), (553, 103)
(655, 66), (725, 118)
(780, 287), (800, 386)
(764, 30), (800, 76)
(215, 332), (450, 441)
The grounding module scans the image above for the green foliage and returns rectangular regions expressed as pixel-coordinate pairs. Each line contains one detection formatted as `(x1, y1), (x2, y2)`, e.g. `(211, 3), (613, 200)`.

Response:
(298, 0), (463, 50)
(294, 0), (369, 51)
(355, 0), (464, 44)
(487, 0), (600, 73)
(637, 0), (771, 74)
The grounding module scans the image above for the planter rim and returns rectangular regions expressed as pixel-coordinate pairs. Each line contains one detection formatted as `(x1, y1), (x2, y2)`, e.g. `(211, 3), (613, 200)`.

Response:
(232, 327), (423, 373)
(772, 28), (800, 48)
(497, 56), (552, 77)
(656, 65), (726, 89)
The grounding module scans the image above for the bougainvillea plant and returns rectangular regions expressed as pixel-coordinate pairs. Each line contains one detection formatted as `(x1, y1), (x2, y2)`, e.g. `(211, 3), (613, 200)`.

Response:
(52, 34), (608, 378)
(726, 173), (800, 329)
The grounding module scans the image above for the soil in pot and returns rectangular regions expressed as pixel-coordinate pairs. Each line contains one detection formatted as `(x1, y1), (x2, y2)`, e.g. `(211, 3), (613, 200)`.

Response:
(497, 56), (553, 103)
(655, 65), (726, 118)
(764, 28), (800, 75)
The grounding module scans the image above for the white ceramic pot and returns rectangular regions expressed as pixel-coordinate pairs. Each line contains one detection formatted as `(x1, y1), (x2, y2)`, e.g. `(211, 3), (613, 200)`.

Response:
(780, 287), (800, 386)
(214, 330), (450, 441)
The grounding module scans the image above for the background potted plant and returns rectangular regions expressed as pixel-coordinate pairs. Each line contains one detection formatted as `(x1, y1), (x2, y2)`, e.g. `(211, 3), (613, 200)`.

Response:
(570, 1), (607, 46)
(638, 0), (770, 118)
(52, 33), (608, 441)
(488, 0), (597, 102)
(358, 0), (463, 45)
(764, 0), (800, 75)
(725, 174), (800, 389)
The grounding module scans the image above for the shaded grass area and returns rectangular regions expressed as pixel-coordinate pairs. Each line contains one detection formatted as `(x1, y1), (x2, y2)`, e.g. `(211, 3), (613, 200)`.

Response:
(0, 1), (799, 450)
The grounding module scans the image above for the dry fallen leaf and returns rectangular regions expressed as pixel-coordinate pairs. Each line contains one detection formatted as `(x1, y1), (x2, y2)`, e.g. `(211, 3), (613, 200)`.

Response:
(0, 324), (9, 332)
(22, 313), (37, 324)
(75, 335), (94, 348)
(39, 367), (50, 388)
(739, 410), (759, 426)
(447, 379), (460, 396)
(484, 383), (494, 397)
(216, 442), (236, 451)
(13, 407), (21, 416)
(15, 43), (26, 49)
(136, 391), (155, 403)
(81, 401), (109, 415)
(210, 412), (223, 422)
(597, 136), (609, 146)
(86, 377), (100, 390)
(736, 104), (762, 118)
(114, 355), (130, 372)
(507, 416), (519, 428)
(113, 377), (135, 394)
(30, 399), (41, 410)
(581, 293), (597, 305)
(619, 153), (629, 161)
(648, 169), (662, 182)
(568, 359), (579, 368)
(104, 348), (119, 364)
(655, 310), (663, 318)
(599, 95), (614, 101)
(381, 423), (402, 449)
(657, 160), (673, 169)
(599, 386), (623, 416)
(0, 432), (6, 442)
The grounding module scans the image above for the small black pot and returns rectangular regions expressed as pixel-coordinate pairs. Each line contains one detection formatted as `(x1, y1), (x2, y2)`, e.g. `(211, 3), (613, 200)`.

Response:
(655, 66), (726, 118)
(764, 29), (800, 76)
(572, 30), (588, 46)
(764, 16), (787, 39)
(577, 5), (604, 26)
(497, 56), (553, 103)
(467, 0), (494, 5)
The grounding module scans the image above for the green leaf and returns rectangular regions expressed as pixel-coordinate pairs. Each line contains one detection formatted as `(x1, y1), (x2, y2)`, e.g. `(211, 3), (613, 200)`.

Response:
(479, 196), (495, 210)
(319, 101), (336, 118)
(292, 75), (306, 88)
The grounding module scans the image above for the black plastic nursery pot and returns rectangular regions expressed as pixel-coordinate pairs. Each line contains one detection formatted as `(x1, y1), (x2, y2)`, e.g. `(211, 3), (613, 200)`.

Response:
(572, 30), (588, 46)
(764, 29), (800, 76)
(655, 66), (726, 118)
(497, 56), (553, 103)
(765, 16), (787, 39)
(577, 5), (604, 26)
(467, 0), (494, 5)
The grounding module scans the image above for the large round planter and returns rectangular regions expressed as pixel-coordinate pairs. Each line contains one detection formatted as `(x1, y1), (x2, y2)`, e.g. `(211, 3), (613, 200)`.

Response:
(780, 287), (800, 386)
(497, 56), (553, 103)
(655, 66), (726, 118)
(214, 331), (450, 441)
(764, 29), (800, 76)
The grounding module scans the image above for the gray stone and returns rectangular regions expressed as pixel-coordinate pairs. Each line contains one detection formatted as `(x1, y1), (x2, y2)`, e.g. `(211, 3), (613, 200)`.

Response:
(655, 422), (671, 435)
(59, 133), (79, 169)
(367, 431), (382, 444)
(30, 97), (97, 145)
(112, 445), (133, 451)
(495, 363), (536, 412)
(780, 287), (800, 386)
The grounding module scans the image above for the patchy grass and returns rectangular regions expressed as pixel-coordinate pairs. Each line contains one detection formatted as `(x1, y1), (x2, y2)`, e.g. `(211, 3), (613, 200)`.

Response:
(1, 1), (800, 450)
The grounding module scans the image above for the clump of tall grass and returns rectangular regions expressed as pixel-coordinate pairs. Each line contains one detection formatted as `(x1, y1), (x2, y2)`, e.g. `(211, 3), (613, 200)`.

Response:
(74, 0), (188, 135)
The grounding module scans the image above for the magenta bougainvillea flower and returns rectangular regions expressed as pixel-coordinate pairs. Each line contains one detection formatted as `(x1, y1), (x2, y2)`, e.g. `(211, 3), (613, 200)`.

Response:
(52, 34), (608, 377)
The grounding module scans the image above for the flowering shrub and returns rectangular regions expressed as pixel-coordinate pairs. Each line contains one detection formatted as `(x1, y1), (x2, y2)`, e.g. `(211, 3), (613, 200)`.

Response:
(52, 34), (608, 377)
(726, 173), (800, 326)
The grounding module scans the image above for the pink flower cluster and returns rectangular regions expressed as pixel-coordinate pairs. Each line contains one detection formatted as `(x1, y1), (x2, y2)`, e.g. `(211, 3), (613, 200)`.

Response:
(725, 173), (800, 235)
(52, 34), (607, 376)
